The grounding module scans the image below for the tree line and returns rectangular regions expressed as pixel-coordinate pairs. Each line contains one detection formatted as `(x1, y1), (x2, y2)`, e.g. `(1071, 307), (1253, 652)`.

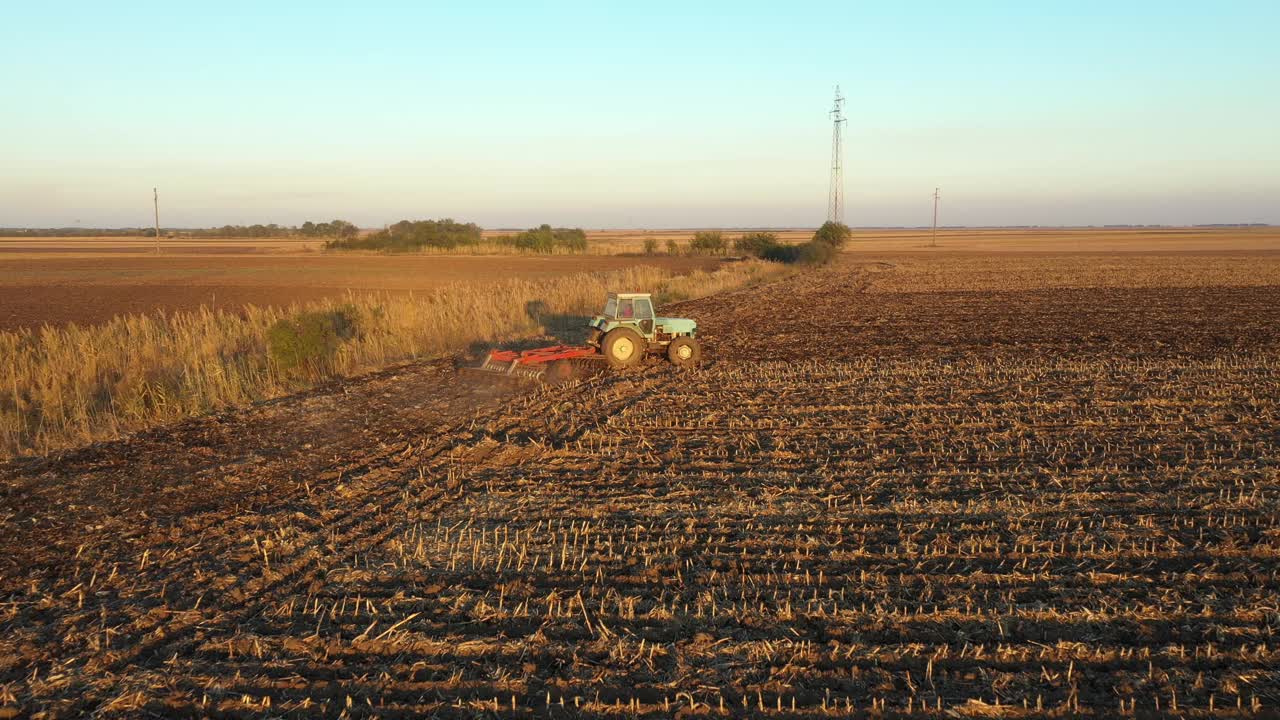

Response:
(4, 219), (854, 263)
(152, 220), (359, 239)
(0, 220), (361, 239)
(324, 220), (590, 253)
(502, 224), (588, 253)
(324, 219), (482, 251)
(0, 227), (143, 238)
(643, 222), (852, 264)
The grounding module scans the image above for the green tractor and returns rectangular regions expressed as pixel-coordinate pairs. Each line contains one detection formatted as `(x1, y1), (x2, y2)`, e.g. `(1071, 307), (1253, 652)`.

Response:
(470, 292), (702, 381)
(586, 292), (702, 368)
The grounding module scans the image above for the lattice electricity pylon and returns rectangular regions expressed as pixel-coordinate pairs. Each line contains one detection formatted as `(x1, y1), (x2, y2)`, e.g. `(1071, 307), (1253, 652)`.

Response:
(827, 85), (847, 224)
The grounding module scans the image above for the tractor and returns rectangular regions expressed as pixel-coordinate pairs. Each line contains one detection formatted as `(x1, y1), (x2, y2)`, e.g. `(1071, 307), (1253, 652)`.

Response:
(469, 292), (702, 382)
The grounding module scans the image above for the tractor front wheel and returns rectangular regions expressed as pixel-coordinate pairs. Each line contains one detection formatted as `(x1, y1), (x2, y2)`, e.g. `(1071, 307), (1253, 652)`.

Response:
(603, 328), (646, 368)
(667, 336), (701, 368)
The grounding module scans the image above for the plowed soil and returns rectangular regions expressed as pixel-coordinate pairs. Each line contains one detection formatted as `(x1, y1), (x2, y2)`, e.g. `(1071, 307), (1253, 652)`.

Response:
(2, 248), (1279, 718)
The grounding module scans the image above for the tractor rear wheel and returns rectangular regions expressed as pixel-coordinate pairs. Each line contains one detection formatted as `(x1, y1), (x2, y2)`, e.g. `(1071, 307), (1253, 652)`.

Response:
(667, 336), (702, 368)
(603, 328), (646, 368)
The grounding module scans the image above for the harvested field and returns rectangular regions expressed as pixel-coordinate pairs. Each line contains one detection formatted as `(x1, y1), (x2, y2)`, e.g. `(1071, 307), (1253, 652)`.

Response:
(578, 226), (1280, 256)
(11, 226), (1273, 332)
(0, 249), (718, 332)
(2, 240), (1280, 717)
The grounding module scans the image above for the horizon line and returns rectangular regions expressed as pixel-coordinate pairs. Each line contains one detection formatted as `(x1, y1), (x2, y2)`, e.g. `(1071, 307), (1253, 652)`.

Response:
(1, 223), (1274, 233)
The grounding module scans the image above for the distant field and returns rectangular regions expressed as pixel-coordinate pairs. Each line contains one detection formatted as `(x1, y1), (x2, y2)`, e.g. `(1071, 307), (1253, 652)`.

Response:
(0, 247), (719, 331)
(582, 225), (1279, 254)
(0, 227), (1274, 331)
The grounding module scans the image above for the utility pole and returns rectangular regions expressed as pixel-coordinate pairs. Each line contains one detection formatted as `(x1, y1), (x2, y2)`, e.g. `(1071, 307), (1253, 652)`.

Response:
(153, 187), (161, 254)
(931, 187), (940, 248)
(827, 86), (847, 224)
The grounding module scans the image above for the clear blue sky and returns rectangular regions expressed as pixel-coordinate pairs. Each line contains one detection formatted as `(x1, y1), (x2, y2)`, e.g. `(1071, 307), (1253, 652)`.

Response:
(2, 1), (1276, 228)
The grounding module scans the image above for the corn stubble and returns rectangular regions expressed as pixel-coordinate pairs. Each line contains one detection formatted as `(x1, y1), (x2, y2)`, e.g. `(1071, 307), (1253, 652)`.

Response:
(3, 253), (1278, 717)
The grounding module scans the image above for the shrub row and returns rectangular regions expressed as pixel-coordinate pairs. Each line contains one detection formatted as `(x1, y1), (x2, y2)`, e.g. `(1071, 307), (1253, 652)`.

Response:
(325, 219), (482, 251)
(325, 220), (591, 254)
(730, 222), (852, 265)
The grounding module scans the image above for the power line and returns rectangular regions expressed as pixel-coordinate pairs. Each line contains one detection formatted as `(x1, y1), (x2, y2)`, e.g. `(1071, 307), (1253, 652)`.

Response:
(827, 85), (846, 224)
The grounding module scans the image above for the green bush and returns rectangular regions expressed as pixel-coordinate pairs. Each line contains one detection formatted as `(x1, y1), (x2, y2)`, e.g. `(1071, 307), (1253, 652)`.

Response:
(300, 220), (359, 239)
(267, 307), (358, 379)
(812, 221), (852, 249)
(642, 237), (658, 255)
(733, 223), (850, 266)
(798, 240), (837, 265)
(504, 224), (589, 253)
(734, 231), (780, 257)
(326, 219), (481, 252)
(666, 238), (680, 254)
(762, 243), (802, 263)
(689, 231), (726, 255)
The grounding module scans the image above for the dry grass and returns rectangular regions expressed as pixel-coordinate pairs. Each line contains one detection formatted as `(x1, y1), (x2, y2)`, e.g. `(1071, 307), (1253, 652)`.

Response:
(0, 259), (788, 458)
(0, 252), (721, 332)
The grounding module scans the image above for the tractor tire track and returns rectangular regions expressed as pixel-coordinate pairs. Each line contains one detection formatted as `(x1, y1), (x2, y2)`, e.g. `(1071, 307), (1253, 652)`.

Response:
(10, 364), (675, 715)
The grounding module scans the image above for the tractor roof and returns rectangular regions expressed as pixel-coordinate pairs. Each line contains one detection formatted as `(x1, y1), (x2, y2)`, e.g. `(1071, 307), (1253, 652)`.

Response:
(608, 292), (652, 300)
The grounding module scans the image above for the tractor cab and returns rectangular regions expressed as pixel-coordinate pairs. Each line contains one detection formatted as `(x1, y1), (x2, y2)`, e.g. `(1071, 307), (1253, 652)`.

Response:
(599, 293), (657, 337)
(590, 292), (697, 344)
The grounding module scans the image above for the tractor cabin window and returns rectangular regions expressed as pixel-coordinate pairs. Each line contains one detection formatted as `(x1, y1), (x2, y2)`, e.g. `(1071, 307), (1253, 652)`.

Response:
(634, 298), (654, 320)
(604, 298), (617, 317)
(619, 299), (635, 319)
